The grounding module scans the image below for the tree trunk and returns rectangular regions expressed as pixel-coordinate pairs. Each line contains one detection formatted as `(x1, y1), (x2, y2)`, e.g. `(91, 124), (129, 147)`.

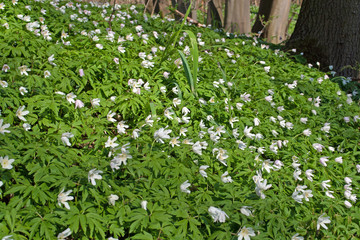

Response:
(191, 0), (197, 21)
(145, 0), (171, 17)
(252, 0), (291, 43)
(263, 0), (291, 43)
(206, 0), (224, 28)
(251, 0), (273, 35)
(177, 0), (190, 14)
(173, 0), (191, 20)
(286, 0), (360, 78)
(158, 0), (171, 17)
(224, 0), (250, 34)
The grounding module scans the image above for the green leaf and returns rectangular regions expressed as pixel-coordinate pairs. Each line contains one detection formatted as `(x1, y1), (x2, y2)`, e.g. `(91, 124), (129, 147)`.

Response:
(131, 231), (153, 240)
(178, 50), (197, 97)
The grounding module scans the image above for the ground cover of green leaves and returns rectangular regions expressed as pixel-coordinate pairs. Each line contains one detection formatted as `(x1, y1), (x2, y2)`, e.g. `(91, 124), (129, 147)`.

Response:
(0, 1), (360, 240)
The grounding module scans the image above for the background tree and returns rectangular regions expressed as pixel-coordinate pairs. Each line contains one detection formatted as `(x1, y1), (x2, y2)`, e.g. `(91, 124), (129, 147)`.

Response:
(286, 0), (360, 78)
(252, 0), (291, 43)
(145, 0), (172, 17)
(206, 0), (224, 28)
(224, 0), (250, 34)
(174, 0), (191, 20)
(251, 0), (272, 34)
(190, 0), (198, 21)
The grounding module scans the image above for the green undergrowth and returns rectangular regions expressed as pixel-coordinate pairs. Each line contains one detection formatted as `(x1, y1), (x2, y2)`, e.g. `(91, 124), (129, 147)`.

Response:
(0, 1), (359, 240)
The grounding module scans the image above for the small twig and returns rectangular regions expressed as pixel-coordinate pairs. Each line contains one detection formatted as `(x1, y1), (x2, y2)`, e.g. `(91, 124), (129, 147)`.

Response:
(35, 212), (44, 220)
(143, 0), (152, 15)
(107, 0), (117, 31)
(173, 9), (205, 27)
(151, 0), (159, 16)
(286, 10), (296, 39)
(157, 229), (162, 240)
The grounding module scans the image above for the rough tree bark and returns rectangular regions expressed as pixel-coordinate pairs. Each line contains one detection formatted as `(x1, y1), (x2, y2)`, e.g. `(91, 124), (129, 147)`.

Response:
(286, 0), (360, 78)
(206, 0), (224, 28)
(191, 0), (197, 21)
(145, 0), (172, 17)
(252, 0), (291, 43)
(174, 0), (191, 20)
(224, 0), (250, 34)
(251, 0), (272, 35)
(264, 0), (291, 43)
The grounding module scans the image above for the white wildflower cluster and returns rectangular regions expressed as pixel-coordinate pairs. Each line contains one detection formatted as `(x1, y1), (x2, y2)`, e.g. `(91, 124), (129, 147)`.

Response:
(253, 171), (272, 199)
(110, 143), (132, 170)
(57, 188), (73, 210)
(0, 119), (10, 135)
(208, 206), (229, 223)
(343, 177), (356, 208)
(192, 141), (207, 155)
(128, 78), (150, 95)
(19, 13), (52, 40)
(154, 126), (172, 144)
(212, 148), (228, 166)
(1, 2), (360, 239)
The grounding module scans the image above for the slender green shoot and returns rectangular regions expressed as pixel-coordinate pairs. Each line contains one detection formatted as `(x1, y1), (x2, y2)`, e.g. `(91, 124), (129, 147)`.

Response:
(184, 30), (199, 97)
(159, 4), (192, 64)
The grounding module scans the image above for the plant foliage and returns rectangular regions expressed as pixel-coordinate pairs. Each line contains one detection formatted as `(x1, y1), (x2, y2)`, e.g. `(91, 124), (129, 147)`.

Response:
(0, 1), (360, 240)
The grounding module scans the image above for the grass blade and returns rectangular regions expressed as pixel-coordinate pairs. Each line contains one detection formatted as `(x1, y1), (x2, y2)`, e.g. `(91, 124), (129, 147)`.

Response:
(178, 50), (195, 96)
(149, 102), (157, 118)
(159, 4), (192, 64)
(184, 30), (198, 97)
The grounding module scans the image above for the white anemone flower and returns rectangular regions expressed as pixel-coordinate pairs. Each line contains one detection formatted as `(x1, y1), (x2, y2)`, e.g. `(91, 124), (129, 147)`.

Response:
(169, 137), (180, 147)
(107, 110), (117, 122)
(291, 233), (304, 240)
(108, 194), (119, 206)
(57, 228), (71, 240)
(61, 132), (74, 146)
(16, 105), (29, 121)
(117, 121), (129, 134)
(305, 169), (314, 182)
(66, 93), (76, 104)
(0, 80), (8, 88)
(19, 86), (28, 95)
(317, 214), (331, 230)
(57, 188), (73, 210)
(173, 98), (181, 107)
(44, 70), (51, 78)
(321, 180), (331, 190)
(110, 145), (132, 170)
(237, 226), (256, 240)
(18, 65), (31, 75)
(88, 169), (103, 186)
(180, 180), (191, 194)
(154, 127), (172, 143)
(1, 235), (13, 240)
(255, 179), (272, 199)
(208, 206), (229, 223)
(240, 206), (253, 217)
(319, 156), (329, 167)
(91, 98), (100, 107)
(312, 143), (324, 152)
(199, 165), (209, 178)
(303, 129), (311, 136)
(221, 171), (233, 183)
(105, 137), (119, 148)
(244, 126), (255, 139)
(141, 200), (148, 210)
(0, 119), (10, 134)
(344, 200), (352, 208)
(0, 156), (15, 169)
